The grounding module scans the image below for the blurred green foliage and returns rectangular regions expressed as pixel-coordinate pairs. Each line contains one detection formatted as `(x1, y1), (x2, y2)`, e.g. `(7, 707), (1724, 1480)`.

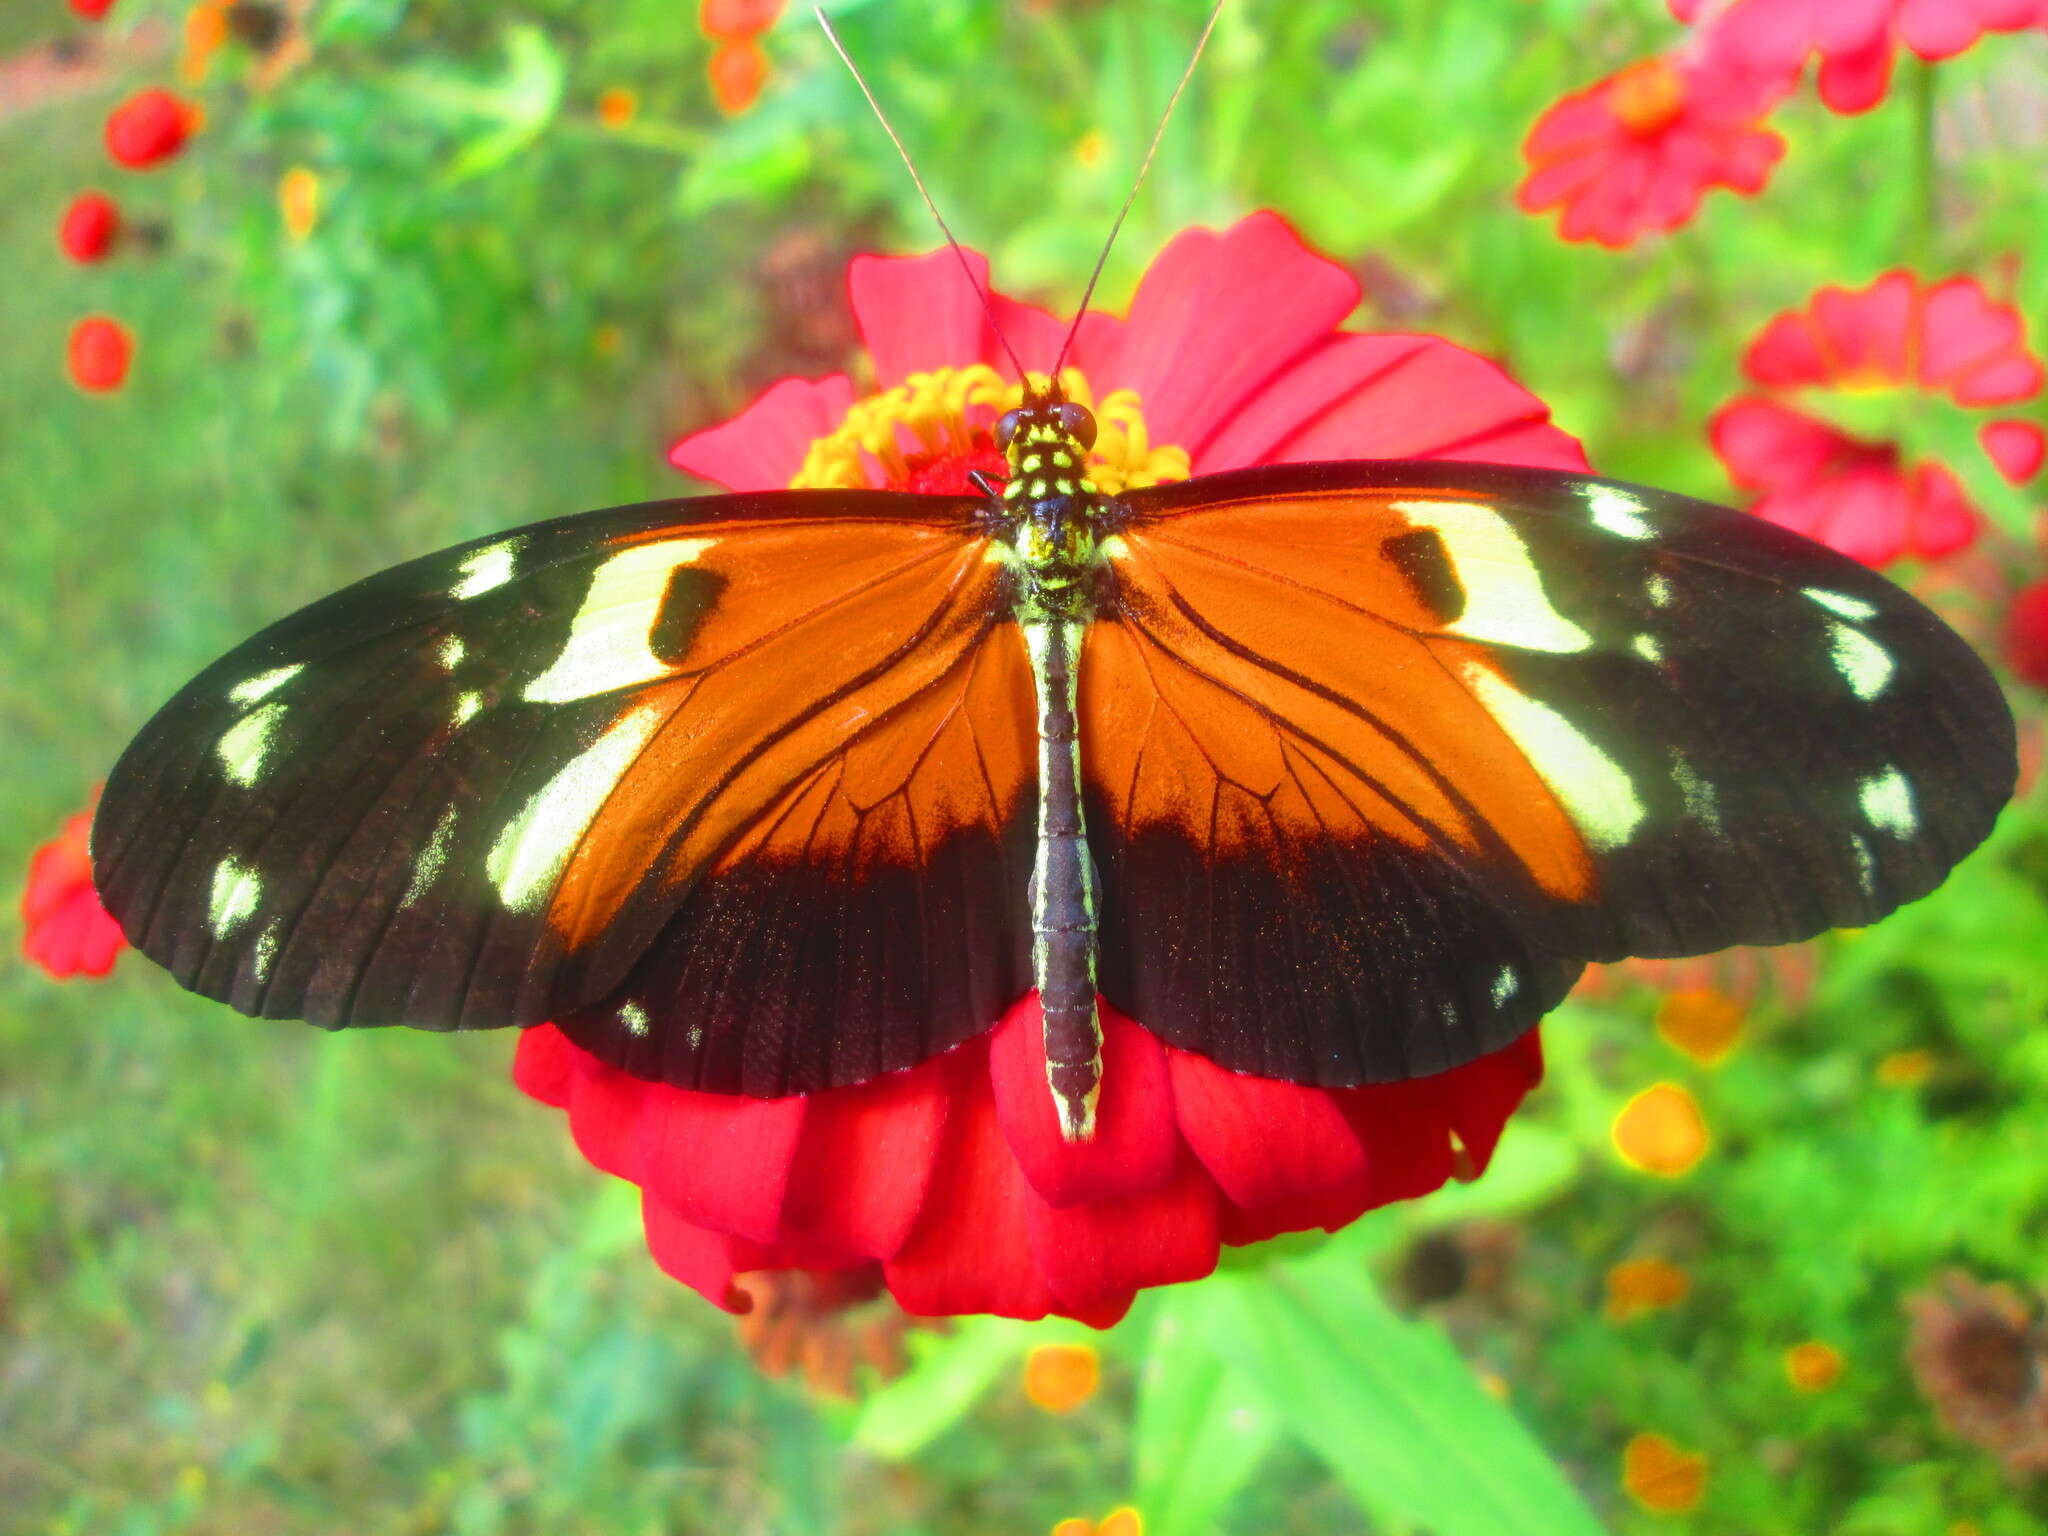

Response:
(4, 1), (2047, 1533)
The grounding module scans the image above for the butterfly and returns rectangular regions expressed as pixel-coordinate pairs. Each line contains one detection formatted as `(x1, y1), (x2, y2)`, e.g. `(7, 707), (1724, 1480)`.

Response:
(91, 378), (2016, 1143)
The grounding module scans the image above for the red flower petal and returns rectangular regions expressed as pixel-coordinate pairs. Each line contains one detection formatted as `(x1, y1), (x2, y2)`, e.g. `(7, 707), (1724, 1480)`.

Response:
(642, 1190), (754, 1312)
(1918, 277), (2038, 404)
(851, 248), (1009, 391)
(1981, 420), (2046, 485)
(1021, 1151), (1219, 1323)
(1742, 313), (1831, 389)
(1228, 332), (1590, 472)
(2004, 578), (2048, 691)
(988, 996), (1181, 1208)
(1091, 211), (1360, 460)
(885, 1066), (1059, 1319)
(511, 1022), (579, 1108)
(1904, 461), (1982, 557)
(637, 1082), (807, 1244)
(565, 1055), (650, 1184)
(1709, 397), (1857, 489)
(22, 810), (126, 980)
(781, 1059), (955, 1258)
(668, 373), (854, 492)
(1166, 1047), (1367, 1209)
(1810, 271), (1915, 385)
(1814, 31), (1894, 112)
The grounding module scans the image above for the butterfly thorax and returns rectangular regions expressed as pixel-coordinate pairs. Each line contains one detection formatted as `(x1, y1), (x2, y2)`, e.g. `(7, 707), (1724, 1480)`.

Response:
(993, 400), (1121, 623)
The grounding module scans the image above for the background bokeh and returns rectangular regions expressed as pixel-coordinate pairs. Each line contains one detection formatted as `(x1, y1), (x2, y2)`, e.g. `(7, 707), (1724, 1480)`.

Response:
(5, 1), (2048, 1532)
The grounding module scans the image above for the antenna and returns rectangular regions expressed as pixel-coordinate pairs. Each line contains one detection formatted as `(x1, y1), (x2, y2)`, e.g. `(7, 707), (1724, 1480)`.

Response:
(1052, 1), (1224, 378)
(815, 6), (1030, 384)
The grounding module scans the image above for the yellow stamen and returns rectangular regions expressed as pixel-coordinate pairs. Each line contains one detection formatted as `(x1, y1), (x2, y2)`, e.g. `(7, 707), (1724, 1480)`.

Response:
(789, 364), (1190, 495)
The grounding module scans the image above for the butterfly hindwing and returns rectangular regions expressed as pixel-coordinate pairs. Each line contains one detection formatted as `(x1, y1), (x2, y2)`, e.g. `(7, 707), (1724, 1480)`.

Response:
(93, 488), (1036, 1088)
(1091, 458), (2015, 1085)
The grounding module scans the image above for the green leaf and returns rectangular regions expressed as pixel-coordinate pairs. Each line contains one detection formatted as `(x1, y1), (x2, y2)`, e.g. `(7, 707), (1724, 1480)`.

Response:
(1201, 1256), (1606, 1536)
(435, 27), (568, 186)
(1132, 1296), (1281, 1536)
(850, 1317), (1036, 1459)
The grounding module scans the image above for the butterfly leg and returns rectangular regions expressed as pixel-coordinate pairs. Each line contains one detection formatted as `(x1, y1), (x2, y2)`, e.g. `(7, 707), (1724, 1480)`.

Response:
(1023, 614), (1102, 1142)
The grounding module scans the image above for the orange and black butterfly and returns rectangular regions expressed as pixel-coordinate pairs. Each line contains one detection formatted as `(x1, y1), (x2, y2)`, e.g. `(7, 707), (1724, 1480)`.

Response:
(92, 400), (2015, 1141)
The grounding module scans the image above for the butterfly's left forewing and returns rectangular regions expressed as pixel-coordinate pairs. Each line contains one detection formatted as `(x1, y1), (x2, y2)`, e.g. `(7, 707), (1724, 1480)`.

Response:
(94, 489), (1036, 1091)
(1092, 459), (2015, 1085)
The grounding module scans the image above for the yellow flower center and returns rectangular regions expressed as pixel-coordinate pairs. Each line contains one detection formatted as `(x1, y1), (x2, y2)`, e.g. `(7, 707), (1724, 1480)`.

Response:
(789, 364), (1191, 495)
(1609, 57), (1687, 138)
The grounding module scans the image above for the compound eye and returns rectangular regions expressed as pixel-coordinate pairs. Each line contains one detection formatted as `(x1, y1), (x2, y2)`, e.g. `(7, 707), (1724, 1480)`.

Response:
(993, 408), (1024, 449)
(1053, 401), (1097, 450)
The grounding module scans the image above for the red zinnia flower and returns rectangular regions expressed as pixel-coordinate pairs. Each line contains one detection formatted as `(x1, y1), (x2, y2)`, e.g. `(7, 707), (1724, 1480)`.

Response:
(1517, 53), (1789, 249)
(1672, 0), (2048, 114)
(59, 192), (121, 263)
(105, 88), (195, 170)
(1709, 271), (2044, 564)
(512, 214), (1588, 1325)
(2007, 579), (2048, 691)
(68, 316), (133, 393)
(70, 0), (118, 17)
(22, 809), (125, 980)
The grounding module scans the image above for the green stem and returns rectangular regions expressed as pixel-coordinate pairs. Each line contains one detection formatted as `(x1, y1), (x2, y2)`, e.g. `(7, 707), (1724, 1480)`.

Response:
(1910, 59), (1937, 266)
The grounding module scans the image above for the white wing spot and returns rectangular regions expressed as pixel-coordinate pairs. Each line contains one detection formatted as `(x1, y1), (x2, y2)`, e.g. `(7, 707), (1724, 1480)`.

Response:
(217, 702), (286, 786)
(1849, 833), (1878, 897)
(252, 920), (281, 984)
(1491, 966), (1519, 1007)
(1860, 766), (1918, 838)
(1670, 748), (1724, 834)
(453, 690), (483, 727)
(208, 856), (262, 938)
(1462, 661), (1645, 849)
(1587, 485), (1654, 539)
(1394, 500), (1593, 653)
(1630, 633), (1664, 664)
(523, 537), (718, 704)
(1827, 620), (1894, 701)
(486, 703), (665, 912)
(620, 1000), (650, 1037)
(404, 807), (460, 907)
(1646, 573), (1675, 608)
(230, 664), (303, 705)
(435, 635), (466, 670)
(1805, 587), (1878, 621)
(451, 539), (523, 600)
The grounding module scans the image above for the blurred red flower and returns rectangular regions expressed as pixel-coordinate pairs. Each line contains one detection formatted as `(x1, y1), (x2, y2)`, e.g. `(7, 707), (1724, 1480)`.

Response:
(1670, 0), (2048, 113)
(59, 192), (121, 263)
(105, 88), (195, 169)
(2007, 579), (2048, 691)
(69, 0), (117, 17)
(1708, 271), (2044, 564)
(22, 810), (125, 980)
(68, 316), (133, 392)
(708, 39), (769, 115)
(700, 0), (785, 40)
(576, 213), (1593, 1322)
(1517, 53), (1788, 249)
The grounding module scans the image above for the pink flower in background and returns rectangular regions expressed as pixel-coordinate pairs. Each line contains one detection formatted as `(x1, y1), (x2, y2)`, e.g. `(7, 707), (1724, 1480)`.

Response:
(1709, 271), (2044, 564)
(1671, 0), (2048, 113)
(1517, 53), (1788, 248)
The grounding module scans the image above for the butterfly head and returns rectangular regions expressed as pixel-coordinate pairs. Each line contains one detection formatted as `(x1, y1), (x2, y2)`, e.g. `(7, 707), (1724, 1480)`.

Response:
(994, 388), (1099, 507)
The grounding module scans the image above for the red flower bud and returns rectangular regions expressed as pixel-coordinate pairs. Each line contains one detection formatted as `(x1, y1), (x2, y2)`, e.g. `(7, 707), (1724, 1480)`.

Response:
(2006, 579), (2048, 693)
(708, 39), (769, 115)
(68, 316), (133, 393)
(105, 89), (194, 170)
(58, 192), (122, 263)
